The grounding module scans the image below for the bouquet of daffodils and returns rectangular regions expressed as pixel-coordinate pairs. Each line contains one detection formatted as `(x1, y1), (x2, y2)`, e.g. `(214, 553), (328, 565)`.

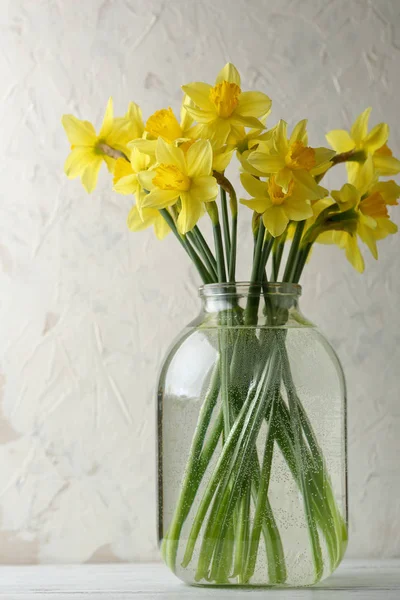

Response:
(62, 63), (399, 585)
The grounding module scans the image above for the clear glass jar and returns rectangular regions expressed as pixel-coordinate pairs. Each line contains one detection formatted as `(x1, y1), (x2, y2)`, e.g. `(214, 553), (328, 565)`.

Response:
(157, 283), (348, 587)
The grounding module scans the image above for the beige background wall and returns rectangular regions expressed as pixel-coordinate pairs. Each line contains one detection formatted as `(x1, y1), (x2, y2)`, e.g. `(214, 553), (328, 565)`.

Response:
(0, 0), (399, 563)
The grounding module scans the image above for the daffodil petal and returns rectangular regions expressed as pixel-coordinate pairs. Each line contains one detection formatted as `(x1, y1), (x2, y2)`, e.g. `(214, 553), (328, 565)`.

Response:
(345, 234), (365, 273)
(127, 205), (147, 231)
(350, 107), (371, 145)
(130, 148), (151, 173)
(190, 176), (218, 202)
(325, 129), (355, 153)
(186, 140), (212, 177)
(154, 213), (171, 239)
(181, 83), (214, 111)
(230, 113), (265, 129)
(373, 154), (400, 175)
(248, 151), (285, 174)
(236, 91), (271, 118)
(284, 196), (313, 221)
(156, 138), (186, 172)
(177, 192), (203, 234)
(240, 173), (267, 198)
(113, 174), (138, 195)
(240, 196), (270, 214)
(212, 147), (235, 172)
(142, 188), (180, 209)
(62, 115), (96, 146)
(185, 105), (217, 124)
(313, 147), (336, 168)
(293, 170), (327, 201)
(372, 180), (400, 205)
(215, 63), (241, 86)
(364, 123), (389, 154)
(275, 167), (293, 192)
(274, 120), (289, 155)
(64, 148), (95, 178)
(99, 97), (114, 139)
(81, 158), (102, 193)
(289, 119), (308, 146)
(262, 206), (289, 237)
(128, 138), (157, 157)
(137, 169), (156, 191)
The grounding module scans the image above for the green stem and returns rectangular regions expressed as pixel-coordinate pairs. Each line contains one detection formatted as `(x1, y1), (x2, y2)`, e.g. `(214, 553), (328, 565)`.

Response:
(220, 187), (231, 262)
(193, 226), (218, 274)
(188, 229), (218, 282)
(278, 336), (324, 581)
(162, 362), (221, 571)
(282, 221), (305, 282)
(244, 389), (278, 582)
(271, 230), (287, 282)
(159, 209), (213, 284)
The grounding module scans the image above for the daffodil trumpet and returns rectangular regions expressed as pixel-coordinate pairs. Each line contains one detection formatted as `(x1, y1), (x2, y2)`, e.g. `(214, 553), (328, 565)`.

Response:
(62, 63), (399, 586)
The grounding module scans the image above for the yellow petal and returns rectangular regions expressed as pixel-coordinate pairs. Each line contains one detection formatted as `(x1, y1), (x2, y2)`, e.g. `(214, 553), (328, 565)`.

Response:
(137, 169), (156, 191)
(345, 234), (365, 273)
(358, 223), (378, 259)
(154, 213), (171, 239)
(128, 138), (157, 157)
(289, 120), (308, 146)
(350, 107), (371, 145)
(113, 174), (138, 195)
(284, 196), (313, 221)
(215, 63), (241, 86)
(181, 83), (213, 111)
(230, 113), (265, 129)
(274, 120), (289, 155)
(248, 151), (284, 175)
(177, 192), (203, 234)
(184, 105), (216, 124)
(240, 196), (270, 214)
(113, 158), (133, 184)
(130, 147), (151, 173)
(373, 154), (400, 176)
(263, 206), (289, 237)
(325, 129), (355, 153)
(62, 115), (96, 146)
(274, 167), (292, 192)
(240, 173), (267, 198)
(155, 138), (186, 173)
(99, 97), (114, 139)
(64, 148), (95, 178)
(190, 176), (218, 202)
(236, 91), (271, 118)
(372, 180), (400, 205)
(81, 158), (102, 193)
(292, 170), (327, 201)
(348, 155), (374, 192)
(364, 122), (389, 154)
(142, 187), (180, 209)
(186, 140), (212, 177)
(127, 205), (147, 231)
(212, 147), (235, 172)
(313, 147), (336, 168)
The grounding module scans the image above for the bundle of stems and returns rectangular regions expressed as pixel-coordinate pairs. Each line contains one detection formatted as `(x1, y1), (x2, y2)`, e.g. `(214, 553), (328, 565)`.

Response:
(159, 164), (349, 585)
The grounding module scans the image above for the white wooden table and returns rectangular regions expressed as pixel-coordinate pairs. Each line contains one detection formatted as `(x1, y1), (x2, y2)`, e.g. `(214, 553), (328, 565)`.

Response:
(0, 560), (399, 599)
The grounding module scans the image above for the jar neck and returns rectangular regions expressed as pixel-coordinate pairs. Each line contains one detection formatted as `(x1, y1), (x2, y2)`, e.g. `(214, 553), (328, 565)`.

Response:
(198, 282), (306, 328)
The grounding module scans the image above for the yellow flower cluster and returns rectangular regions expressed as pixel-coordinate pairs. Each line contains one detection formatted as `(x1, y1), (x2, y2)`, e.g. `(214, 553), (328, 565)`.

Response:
(62, 63), (399, 272)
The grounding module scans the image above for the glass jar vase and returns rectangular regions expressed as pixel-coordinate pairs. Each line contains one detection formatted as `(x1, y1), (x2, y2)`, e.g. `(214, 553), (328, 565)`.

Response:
(157, 283), (348, 587)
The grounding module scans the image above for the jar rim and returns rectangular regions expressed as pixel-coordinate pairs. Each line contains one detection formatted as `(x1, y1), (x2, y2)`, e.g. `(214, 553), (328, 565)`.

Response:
(199, 282), (302, 298)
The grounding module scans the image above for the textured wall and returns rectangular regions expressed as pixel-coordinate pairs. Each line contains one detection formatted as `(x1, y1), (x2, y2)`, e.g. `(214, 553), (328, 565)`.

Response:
(0, 0), (399, 563)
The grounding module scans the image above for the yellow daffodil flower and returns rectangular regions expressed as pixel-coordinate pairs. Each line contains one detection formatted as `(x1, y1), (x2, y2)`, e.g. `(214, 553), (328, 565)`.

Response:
(240, 173), (316, 237)
(326, 181), (398, 272)
(113, 148), (153, 216)
(137, 138), (218, 234)
(127, 205), (170, 240)
(326, 107), (400, 179)
(247, 119), (335, 194)
(62, 98), (144, 193)
(181, 63), (271, 145)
